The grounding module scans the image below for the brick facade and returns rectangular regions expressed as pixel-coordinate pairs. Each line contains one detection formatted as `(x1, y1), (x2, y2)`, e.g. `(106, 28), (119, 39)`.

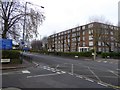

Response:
(48, 22), (119, 52)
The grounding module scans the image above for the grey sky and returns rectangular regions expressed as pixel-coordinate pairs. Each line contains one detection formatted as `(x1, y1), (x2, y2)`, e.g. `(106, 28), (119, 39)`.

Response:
(25, 0), (119, 39)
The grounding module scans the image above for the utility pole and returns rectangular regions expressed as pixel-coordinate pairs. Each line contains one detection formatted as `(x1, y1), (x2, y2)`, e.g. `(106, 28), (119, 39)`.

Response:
(23, 2), (44, 48)
(23, 2), (27, 43)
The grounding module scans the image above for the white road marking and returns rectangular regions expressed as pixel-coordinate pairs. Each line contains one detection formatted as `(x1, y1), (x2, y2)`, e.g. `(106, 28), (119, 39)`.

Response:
(43, 66), (47, 68)
(61, 71), (66, 74)
(33, 62), (39, 66)
(97, 82), (108, 87)
(68, 72), (73, 75)
(51, 70), (56, 72)
(78, 75), (83, 79)
(75, 75), (83, 79)
(22, 70), (30, 74)
(85, 78), (94, 82)
(56, 69), (60, 72)
(50, 68), (55, 71)
(103, 61), (107, 63)
(27, 73), (61, 78)
(57, 72), (61, 74)
(46, 68), (50, 70)
(87, 66), (101, 82)
(43, 67), (47, 69)
(108, 70), (119, 77)
(47, 67), (50, 69)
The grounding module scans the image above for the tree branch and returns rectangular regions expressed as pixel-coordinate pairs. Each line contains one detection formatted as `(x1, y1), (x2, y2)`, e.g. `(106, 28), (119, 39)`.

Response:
(8, 16), (22, 29)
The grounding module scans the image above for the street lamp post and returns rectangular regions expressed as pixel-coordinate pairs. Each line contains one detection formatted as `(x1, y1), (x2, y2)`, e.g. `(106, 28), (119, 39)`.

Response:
(23, 2), (44, 45)
(23, 2), (27, 43)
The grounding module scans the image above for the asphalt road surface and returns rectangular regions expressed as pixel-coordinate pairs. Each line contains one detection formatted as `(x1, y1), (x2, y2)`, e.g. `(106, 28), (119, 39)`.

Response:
(1, 52), (120, 90)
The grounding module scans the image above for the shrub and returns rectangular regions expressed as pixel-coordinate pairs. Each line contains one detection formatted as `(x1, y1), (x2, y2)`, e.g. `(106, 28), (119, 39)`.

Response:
(2, 50), (20, 59)
(1, 50), (21, 64)
(101, 52), (120, 59)
(47, 52), (92, 57)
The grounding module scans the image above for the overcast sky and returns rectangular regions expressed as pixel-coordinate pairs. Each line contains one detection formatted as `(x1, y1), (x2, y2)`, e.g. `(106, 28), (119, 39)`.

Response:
(25, 0), (119, 39)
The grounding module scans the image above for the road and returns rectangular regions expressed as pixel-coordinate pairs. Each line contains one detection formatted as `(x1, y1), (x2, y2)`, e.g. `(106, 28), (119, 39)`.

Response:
(1, 52), (119, 89)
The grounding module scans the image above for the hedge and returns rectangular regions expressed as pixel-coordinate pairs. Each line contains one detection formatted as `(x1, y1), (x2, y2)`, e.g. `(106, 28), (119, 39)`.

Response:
(101, 52), (120, 59)
(47, 52), (92, 57)
(2, 50), (20, 59)
(1, 50), (21, 64)
(30, 50), (92, 57)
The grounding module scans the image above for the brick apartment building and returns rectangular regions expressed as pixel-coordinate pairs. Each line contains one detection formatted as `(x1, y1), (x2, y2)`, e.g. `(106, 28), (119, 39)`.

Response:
(48, 22), (119, 52)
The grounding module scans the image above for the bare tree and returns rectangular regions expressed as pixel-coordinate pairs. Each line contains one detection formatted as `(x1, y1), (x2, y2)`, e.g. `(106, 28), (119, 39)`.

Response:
(31, 40), (43, 50)
(115, 26), (120, 52)
(88, 15), (114, 60)
(41, 36), (48, 51)
(0, 0), (45, 40)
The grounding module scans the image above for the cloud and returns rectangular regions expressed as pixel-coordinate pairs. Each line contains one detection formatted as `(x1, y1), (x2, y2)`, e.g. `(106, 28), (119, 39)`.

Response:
(25, 0), (119, 39)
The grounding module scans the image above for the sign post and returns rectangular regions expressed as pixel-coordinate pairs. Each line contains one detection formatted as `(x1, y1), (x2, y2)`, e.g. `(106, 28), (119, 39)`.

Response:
(0, 39), (12, 63)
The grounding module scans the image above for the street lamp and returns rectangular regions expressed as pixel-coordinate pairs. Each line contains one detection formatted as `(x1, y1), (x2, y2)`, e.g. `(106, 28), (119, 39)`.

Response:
(23, 2), (44, 45)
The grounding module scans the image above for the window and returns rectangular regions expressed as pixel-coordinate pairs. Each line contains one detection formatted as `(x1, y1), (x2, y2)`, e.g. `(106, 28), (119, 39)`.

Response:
(83, 37), (85, 41)
(98, 48), (102, 52)
(82, 26), (85, 30)
(72, 29), (76, 32)
(89, 29), (93, 34)
(88, 24), (93, 28)
(72, 33), (76, 37)
(83, 31), (85, 35)
(98, 42), (101, 46)
(110, 31), (113, 35)
(105, 30), (109, 34)
(102, 42), (104, 46)
(89, 35), (93, 40)
(72, 38), (76, 41)
(79, 27), (81, 30)
(109, 26), (113, 29)
(83, 42), (85, 46)
(111, 43), (114, 46)
(89, 41), (93, 46)
(102, 24), (107, 28)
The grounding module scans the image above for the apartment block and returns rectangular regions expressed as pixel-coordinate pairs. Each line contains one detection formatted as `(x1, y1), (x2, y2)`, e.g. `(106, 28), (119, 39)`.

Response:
(48, 22), (119, 52)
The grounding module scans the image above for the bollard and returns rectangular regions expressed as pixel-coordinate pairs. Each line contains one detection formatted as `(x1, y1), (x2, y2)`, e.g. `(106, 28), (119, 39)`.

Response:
(71, 64), (74, 75)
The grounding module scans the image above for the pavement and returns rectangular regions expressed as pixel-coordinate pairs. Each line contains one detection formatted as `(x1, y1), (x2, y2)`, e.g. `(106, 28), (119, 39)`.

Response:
(0, 59), (34, 70)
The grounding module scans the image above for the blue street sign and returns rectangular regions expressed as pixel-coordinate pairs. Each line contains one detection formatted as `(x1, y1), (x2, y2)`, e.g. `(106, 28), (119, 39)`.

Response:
(0, 39), (12, 50)
(21, 41), (24, 45)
